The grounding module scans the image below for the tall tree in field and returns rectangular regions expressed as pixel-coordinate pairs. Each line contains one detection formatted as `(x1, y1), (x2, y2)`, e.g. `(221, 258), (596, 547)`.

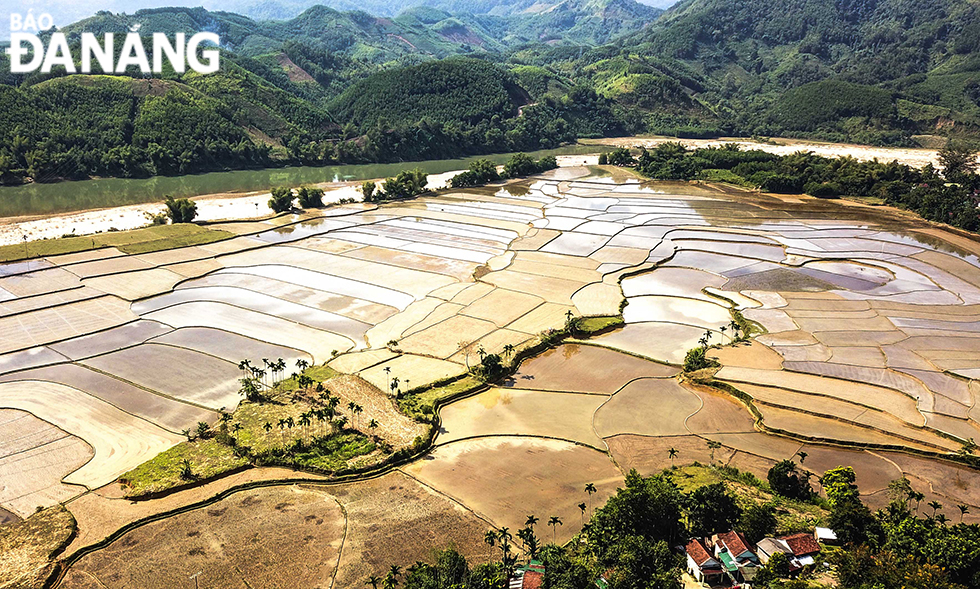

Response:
(548, 516), (563, 544)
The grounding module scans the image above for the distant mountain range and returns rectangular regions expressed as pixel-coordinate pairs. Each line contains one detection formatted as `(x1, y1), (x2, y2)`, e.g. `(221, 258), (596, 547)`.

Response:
(0, 0), (674, 39)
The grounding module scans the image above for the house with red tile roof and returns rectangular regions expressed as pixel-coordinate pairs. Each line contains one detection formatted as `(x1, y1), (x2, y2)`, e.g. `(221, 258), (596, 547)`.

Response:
(756, 532), (821, 572)
(509, 561), (545, 589)
(683, 539), (725, 585)
(712, 531), (758, 565)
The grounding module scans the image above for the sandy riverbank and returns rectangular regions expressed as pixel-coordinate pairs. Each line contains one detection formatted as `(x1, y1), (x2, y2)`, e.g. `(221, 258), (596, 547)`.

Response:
(0, 170), (462, 247)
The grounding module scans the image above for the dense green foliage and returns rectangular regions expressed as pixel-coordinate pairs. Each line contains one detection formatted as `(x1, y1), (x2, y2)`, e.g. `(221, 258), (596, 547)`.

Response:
(623, 142), (980, 233)
(331, 59), (525, 128)
(450, 159), (501, 188)
(502, 153), (557, 178)
(364, 169), (429, 202)
(823, 467), (980, 589)
(767, 460), (814, 501)
(296, 186), (325, 208)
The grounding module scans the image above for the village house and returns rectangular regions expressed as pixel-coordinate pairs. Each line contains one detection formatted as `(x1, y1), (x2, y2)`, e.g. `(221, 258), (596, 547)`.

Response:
(711, 531), (760, 583)
(756, 532), (822, 572)
(683, 539), (725, 585)
(509, 560), (545, 589)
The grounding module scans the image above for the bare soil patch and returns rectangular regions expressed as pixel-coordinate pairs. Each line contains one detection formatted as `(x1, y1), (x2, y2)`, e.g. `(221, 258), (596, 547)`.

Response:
(325, 471), (490, 587)
(63, 485), (344, 589)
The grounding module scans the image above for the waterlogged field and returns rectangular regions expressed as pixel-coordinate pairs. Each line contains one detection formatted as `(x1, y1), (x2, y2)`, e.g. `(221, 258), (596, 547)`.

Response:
(5, 170), (980, 586)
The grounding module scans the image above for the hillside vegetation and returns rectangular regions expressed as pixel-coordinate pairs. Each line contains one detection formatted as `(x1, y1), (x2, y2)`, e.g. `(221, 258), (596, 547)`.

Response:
(5, 0), (980, 184)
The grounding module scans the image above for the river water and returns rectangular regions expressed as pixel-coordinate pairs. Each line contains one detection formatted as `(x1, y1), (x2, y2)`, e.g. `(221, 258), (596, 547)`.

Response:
(0, 145), (605, 219)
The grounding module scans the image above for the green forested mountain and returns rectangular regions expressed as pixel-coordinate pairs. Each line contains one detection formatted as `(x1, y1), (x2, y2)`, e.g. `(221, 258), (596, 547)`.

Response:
(4, 0), (980, 184)
(616, 0), (980, 142)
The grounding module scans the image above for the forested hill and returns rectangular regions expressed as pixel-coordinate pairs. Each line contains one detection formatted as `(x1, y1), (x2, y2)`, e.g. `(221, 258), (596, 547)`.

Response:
(612, 0), (980, 143)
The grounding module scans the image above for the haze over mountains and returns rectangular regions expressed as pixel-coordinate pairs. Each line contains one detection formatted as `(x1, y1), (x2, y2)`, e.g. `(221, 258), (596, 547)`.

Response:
(0, 0), (978, 185)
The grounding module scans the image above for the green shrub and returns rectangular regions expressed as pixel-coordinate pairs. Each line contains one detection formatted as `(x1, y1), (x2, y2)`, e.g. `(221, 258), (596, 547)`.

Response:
(163, 195), (197, 224)
(296, 186), (324, 208)
(268, 186), (294, 213)
(684, 347), (711, 372)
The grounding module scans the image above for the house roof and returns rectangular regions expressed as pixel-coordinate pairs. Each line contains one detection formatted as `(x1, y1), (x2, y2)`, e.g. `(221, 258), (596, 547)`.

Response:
(717, 550), (739, 572)
(756, 538), (791, 558)
(522, 571), (543, 589)
(685, 539), (715, 567)
(716, 531), (752, 557)
(815, 527), (837, 541)
(781, 533), (821, 556)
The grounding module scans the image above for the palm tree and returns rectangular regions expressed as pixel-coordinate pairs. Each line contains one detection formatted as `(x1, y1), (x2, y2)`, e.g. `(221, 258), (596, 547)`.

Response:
(668, 447), (678, 467)
(484, 529), (496, 559)
(797, 451), (808, 464)
(384, 366), (392, 391)
(525, 514), (539, 530)
(707, 440), (722, 463)
(503, 344), (515, 359)
(720, 324), (728, 342)
(729, 319), (739, 339)
(276, 358), (287, 384)
(498, 527), (512, 556)
(578, 502), (587, 525)
(585, 482), (597, 513)
(367, 575), (381, 589)
(959, 504), (970, 522)
(937, 513), (949, 526)
(929, 500), (943, 517)
(548, 516), (562, 543)
(296, 358), (310, 371)
(353, 404), (363, 428)
(369, 418), (379, 431)
(390, 377), (400, 396)
(263, 422), (272, 434)
(910, 490), (925, 514)
(237, 359), (252, 378)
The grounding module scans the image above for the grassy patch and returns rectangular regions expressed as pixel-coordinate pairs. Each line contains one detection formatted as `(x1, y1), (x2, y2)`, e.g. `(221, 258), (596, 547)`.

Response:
(119, 439), (248, 497)
(575, 315), (624, 335)
(0, 506), (75, 589)
(398, 376), (485, 421)
(0, 224), (234, 263)
(275, 433), (377, 472)
(842, 195), (887, 206)
(666, 464), (826, 534)
(698, 168), (755, 187)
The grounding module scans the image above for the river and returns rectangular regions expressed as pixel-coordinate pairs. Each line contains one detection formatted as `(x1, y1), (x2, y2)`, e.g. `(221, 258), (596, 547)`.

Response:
(0, 145), (605, 219)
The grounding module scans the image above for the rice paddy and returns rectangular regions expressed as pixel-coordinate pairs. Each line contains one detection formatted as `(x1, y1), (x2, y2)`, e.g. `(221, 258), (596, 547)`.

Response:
(6, 172), (980, 586)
